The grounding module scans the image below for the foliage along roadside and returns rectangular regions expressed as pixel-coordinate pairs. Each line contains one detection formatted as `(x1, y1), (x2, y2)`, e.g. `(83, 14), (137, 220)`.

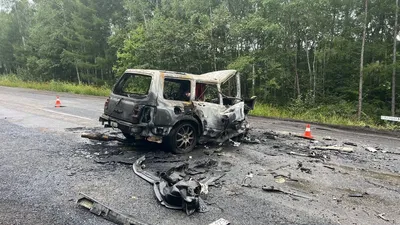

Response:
(1, 75), (397, 130)
(0, 75), (110, 96)
(1, 0), (400, 121)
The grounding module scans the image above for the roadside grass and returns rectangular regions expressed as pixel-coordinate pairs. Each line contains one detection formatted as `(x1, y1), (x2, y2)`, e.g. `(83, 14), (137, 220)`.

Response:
(1, 74), (398, 130)
(250, 104), (397, 130)
(0, 75), (110, 96)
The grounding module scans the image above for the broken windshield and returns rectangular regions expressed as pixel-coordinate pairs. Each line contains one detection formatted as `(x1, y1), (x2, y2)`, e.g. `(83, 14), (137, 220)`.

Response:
(114, 73), (151, 97)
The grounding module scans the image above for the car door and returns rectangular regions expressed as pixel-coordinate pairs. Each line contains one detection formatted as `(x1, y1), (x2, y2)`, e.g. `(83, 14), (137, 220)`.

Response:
(192, 82), (227, 133)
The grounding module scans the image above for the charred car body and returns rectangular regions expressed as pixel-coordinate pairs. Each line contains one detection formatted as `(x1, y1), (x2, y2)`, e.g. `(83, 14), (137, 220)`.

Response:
(100, 69), (256, 153)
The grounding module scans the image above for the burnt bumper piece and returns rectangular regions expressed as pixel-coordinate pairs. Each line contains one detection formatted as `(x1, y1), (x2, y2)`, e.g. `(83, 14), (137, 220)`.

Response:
(99, 114), (168, 143)
(133, 156), (207, 215)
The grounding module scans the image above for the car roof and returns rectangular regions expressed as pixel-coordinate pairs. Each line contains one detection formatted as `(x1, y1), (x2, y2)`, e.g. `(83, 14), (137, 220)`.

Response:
(124, 69), (237, 84)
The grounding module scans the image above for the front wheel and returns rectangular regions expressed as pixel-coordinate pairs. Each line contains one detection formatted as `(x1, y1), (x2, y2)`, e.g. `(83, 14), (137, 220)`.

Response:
(166, 123), (197, 154)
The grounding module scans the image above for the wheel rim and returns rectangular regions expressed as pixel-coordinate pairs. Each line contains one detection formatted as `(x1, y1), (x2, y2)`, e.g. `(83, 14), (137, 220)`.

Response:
(176, 125), (195, 151)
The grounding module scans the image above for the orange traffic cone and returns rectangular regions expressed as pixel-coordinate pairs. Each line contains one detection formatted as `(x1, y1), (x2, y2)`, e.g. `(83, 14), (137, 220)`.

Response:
(55, 96), (61, 108)
(303, 124), (313, 139)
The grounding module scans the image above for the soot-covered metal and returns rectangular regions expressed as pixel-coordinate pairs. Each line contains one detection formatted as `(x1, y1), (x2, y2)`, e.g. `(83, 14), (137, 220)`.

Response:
(99, 69), (256, 153)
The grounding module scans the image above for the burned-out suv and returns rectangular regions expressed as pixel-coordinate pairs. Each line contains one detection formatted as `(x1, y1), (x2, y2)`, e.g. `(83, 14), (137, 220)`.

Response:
(99, 69), (256, 153)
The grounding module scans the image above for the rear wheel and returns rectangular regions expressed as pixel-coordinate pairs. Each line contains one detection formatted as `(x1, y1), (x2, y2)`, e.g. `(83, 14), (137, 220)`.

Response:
(166, 122), (197, 154)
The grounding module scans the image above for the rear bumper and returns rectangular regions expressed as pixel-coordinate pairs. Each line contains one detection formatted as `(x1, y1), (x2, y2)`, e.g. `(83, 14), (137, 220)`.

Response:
(99, 114), (134, 128)
(99, 114), (172, 141)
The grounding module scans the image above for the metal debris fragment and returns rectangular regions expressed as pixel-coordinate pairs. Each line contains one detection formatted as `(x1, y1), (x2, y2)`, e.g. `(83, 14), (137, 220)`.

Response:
(323, 136), (336, 141)
(241, 172), (254, 187)
(348, 192), (368, 197)
(263, 131), (278, 139)
(300, 167), (312, 174)
(134, 157), (204, 215)
(242, 136), (261, 144)
(344, 141), (358, 147)
(297, 162), (312, 174)
(308, 150), (330, 160)
(332, 196), (342, 203)
(203, 147), (223, 155)
(200, 173), (226, 195)
(323, 165), (335, 171)
(77, 193), (150, 225)
(272, 171), (299, 182)
(95, 155), (135, 165)
(132, 156), (225, 215)
(208, 218), (230, 225)
(261, 185), (313, 200)
(365, 147), (377, 153)
(229, 139), (241, 147)
(288, 150), (329, 160)
(310, 146), (354, 153)
(383, 151), (400, 155)
(288, 151), (308, 157)
(377, 213), (390, 222)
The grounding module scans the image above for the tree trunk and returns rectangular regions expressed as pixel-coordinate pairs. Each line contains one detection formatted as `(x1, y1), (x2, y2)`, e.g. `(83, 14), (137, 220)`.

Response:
(75, 63), (81, 85)
(313, 49), (317, 101)
(13, 4), (26, 49)
(358, 0), (368, 120)
(323, 48), (326, 98)
(295, 39), (301, 97)
(305, 38), (312, 91)
(209, 5), (216, 71)
(252, 63), (255, 97)
(392, 0), (398, 116)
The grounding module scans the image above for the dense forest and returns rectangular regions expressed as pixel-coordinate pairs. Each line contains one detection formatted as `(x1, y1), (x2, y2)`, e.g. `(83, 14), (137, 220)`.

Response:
(0, 0), (399, 121)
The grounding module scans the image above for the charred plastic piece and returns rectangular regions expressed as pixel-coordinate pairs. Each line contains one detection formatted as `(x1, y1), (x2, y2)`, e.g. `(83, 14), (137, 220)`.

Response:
(133, 156), (207, 215)
(81, 133), (125, 142)
(99, 69), (256, 153)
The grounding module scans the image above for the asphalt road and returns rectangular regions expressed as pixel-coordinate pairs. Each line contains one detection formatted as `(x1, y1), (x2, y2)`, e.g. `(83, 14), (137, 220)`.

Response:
(0, 86), (399, 225)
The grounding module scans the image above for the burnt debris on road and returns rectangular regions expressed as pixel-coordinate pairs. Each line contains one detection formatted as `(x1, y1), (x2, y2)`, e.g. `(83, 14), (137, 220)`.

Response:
(77, 193), (151, 225)
(74, 122), (400, 225)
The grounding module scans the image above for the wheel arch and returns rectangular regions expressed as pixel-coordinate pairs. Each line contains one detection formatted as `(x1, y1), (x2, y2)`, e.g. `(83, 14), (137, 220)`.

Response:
(171, 116), (202, 137)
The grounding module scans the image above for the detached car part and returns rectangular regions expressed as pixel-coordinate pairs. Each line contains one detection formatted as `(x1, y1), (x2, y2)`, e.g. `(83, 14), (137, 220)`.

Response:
(133, 156), (207, 215)
(77, 193), (150, 225)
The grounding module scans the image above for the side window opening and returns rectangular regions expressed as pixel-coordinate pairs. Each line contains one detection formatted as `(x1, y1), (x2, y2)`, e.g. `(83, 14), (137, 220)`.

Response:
(221, 75), (238, 106)
(164, 78), (191, 101)
(195, 83), (219, 104)
(221, 75), (237, 98)
(114, 73), (151, 97)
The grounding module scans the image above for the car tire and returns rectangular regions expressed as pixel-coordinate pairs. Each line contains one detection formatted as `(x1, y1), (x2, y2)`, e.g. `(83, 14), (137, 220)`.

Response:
(166, 122), (197, 154)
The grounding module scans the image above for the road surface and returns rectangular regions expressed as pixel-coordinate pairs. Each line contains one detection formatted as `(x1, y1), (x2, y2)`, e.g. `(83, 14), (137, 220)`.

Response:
(0, 86), (399, 225)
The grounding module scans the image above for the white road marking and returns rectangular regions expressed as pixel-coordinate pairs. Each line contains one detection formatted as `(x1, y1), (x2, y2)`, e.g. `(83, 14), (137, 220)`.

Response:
(41, 108), (94, 121)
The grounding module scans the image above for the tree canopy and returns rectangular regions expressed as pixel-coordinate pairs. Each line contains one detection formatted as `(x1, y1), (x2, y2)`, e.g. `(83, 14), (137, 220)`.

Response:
(0, 0), (399, 119)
